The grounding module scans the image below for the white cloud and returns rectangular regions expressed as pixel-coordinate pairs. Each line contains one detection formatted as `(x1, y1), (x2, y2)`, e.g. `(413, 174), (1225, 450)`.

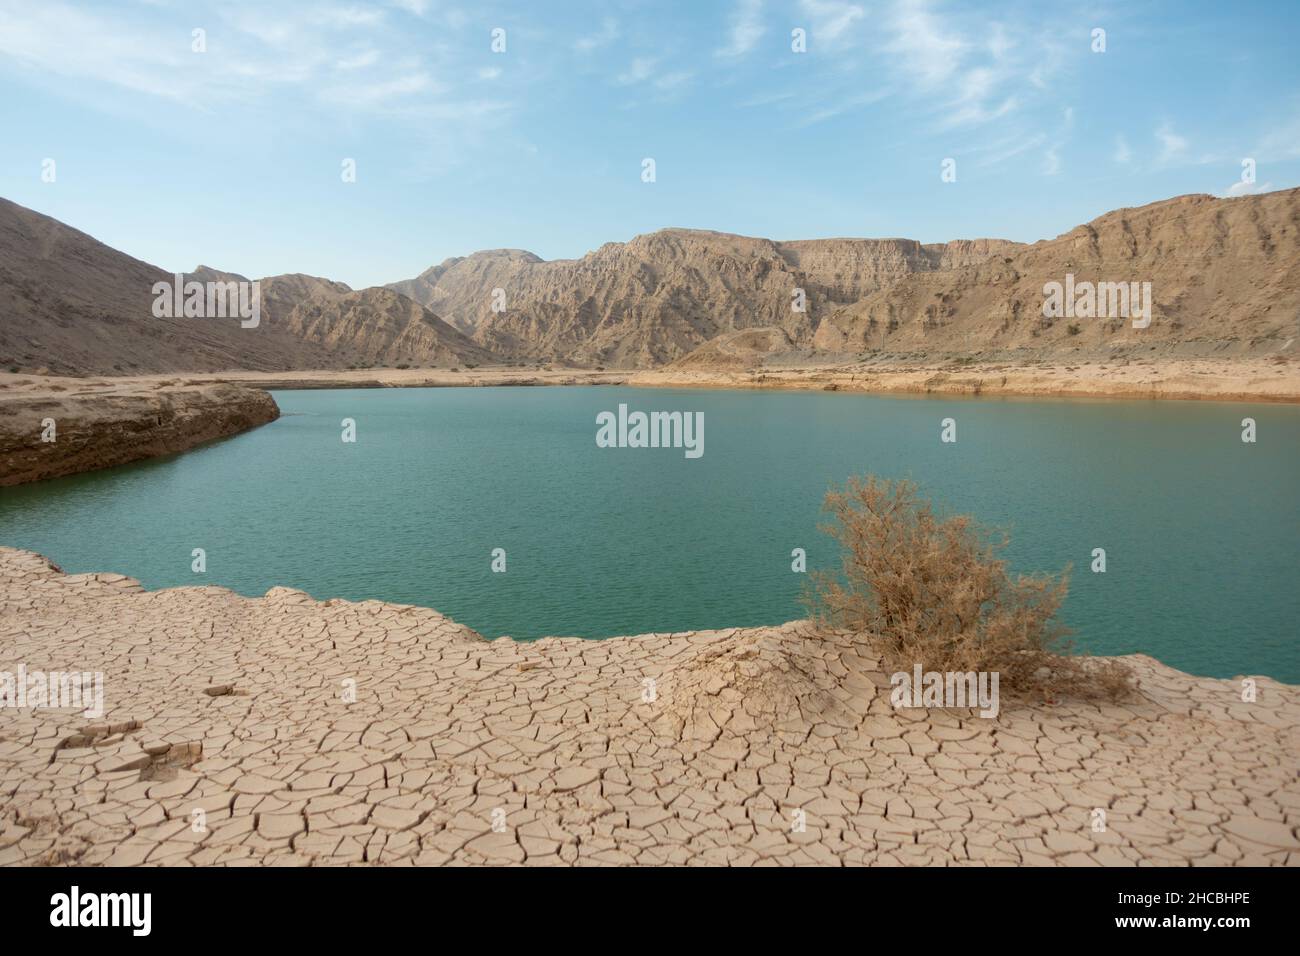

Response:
(1155, 122), (1189, 165)
(617, 57), (658, 85)
(337, 49), (380, 70)
(717, 0), (765, 57)
(800, 0), (866, 47)
(940, 94), (1018, 129)
(654, 71), (694, 91)
(795, 89), (885, 126)
(0, 0), (521, 170)
(0, 1), (193, 101)
(319, 5), (387, 28)
(1224, 179), (1273, 197)
(575, 18), (619, 53)
(322, 72), (437, 108)
(1041, 106), (1073, 175)
(874, 0), (1075, 137)
(986, 22), (1013, 61)
(615, 56), (692, 97)
(1253, 110), (1300, 161)
(1113, 135), (1132, 165)
(885, 0), (966, 88)
(970, 133), (1046, 167)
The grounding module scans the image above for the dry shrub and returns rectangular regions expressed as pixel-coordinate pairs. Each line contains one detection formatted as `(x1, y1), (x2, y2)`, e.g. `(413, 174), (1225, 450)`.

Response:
(803, 475), (1131, 702)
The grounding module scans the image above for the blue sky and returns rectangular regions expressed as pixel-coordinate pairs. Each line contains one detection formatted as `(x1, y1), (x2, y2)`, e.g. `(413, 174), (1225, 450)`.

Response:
(2, 0), (1298, 289)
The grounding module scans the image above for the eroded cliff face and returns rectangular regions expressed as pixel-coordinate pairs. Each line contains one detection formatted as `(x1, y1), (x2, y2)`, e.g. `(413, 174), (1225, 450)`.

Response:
(388, 231), (1022, 367)
(0, 381), (280, 486)
(811, 189), (1300, 358)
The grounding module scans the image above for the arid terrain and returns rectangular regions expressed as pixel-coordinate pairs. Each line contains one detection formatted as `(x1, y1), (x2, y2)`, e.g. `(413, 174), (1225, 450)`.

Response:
(5, 187), (1297, 485)
(3, 186), (1298, 868)
(1, 546), (1296, 867)
(3, 188), (1297, 377)
(0, 379), (277, 486)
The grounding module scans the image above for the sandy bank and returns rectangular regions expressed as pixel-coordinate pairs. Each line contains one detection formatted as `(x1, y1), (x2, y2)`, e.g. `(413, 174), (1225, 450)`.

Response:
(0, 546), (1295, 867)
(631, 357), (1300, 404)
(1, 357), (1293, 487)
(5, 357), (1297, 405)
(0, 380), (279, 487)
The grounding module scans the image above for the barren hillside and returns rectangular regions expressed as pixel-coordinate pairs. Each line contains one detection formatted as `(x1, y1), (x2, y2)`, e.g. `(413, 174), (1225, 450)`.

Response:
(5, 188), (1296, 376)
(389, 231), (1019, 366)
(809, 189), (1300, 361)
(0, 201), (497, 375)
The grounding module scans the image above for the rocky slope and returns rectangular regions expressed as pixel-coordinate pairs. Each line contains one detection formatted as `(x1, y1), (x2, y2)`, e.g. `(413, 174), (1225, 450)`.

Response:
(0, 380), (279, 486)
(7, 188), (1298, 376)
(192, 267), (498, 369)
(1, 545), (1295, 866)
(389, 232), (1020, 367)
(810, 189), (1300, 360)
(0, 198), (498, 375)
(399, 191), (1298, 369)
(0, 198), (323, 376)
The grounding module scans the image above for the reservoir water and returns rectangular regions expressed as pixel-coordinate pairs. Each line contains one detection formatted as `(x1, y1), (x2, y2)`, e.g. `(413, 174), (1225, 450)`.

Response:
(2, 386), (1296, 682)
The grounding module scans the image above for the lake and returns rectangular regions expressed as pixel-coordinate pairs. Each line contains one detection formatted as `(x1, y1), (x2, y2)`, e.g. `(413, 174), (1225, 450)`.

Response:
(2, 386), (1296, 682)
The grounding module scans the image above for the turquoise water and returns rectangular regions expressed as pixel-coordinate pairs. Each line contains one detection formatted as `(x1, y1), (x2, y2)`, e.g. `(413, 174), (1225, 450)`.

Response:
(1, 386), (1297, 682)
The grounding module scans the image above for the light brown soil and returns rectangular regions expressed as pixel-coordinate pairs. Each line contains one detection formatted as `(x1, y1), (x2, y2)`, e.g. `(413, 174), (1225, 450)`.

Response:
(0, 379), (279, 487)
(5, 356), (1297, 403)
(1, 547), (1295, 867)
(631, 357), (1300, 403)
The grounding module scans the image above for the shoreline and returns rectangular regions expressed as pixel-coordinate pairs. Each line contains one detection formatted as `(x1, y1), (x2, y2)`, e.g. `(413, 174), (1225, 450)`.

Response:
(0, 381), (278, 487)
(629, 357), (1300, 405)
(3, 359), (1295, 486)
(2, 545), (1296, 866)
(5, 356), (1299, 403)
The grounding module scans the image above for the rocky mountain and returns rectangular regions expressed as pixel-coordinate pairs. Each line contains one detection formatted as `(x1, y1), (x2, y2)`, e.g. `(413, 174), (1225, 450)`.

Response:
(388, 232), (1020, 367)
(809, 188), (1300, 360)
(0, 199), (497, 375)
(190, 267), (497, 369)
(0, 198), (322, 375)
(5, 188), (1296, 376)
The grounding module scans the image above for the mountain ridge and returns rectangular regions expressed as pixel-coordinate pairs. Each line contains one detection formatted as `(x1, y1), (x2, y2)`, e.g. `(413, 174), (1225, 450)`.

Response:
(2, 188), (1296, 375)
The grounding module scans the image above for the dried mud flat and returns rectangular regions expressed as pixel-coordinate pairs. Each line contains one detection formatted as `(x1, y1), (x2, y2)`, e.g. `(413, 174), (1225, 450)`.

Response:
(1, 547), (1296, 867)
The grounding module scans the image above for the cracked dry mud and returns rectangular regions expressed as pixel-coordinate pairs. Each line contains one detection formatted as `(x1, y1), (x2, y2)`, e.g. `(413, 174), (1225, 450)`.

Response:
(1, 546), (1296, 867)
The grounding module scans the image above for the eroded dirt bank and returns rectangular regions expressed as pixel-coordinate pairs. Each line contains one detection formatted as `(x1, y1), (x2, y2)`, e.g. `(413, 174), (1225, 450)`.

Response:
(6, 356), (1300, 409)
(630, 357), (1300, 404)
(0, 381), (280, 487)
(0, 547), (1295, 866)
